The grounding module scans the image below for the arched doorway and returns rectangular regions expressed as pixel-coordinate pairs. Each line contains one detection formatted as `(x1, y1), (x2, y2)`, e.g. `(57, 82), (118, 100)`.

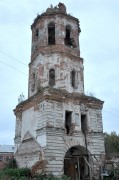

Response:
(64, 145), (93, 180)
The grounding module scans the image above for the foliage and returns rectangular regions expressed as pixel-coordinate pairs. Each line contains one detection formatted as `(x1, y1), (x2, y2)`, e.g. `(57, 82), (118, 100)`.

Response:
(0, 168), (31, 179)
(6, 158), (18, 169)
(32, 174), (70, 180)
(0, 158), (70, 180)
(114, 168), (119, 175)
(105, 131), (119, 157)
(0, 170), (70, 180)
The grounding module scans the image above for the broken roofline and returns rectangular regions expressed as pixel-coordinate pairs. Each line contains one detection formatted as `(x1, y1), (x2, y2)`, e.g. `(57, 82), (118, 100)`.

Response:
(31, 9), (79, 30)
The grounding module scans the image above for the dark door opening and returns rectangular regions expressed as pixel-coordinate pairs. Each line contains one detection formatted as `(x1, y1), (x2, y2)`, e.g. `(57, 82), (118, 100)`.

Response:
(81, 114), (87, 133)
(64, 145), (91, 180)
(65, 111), (72, 134)
(64, 157), (78, 180)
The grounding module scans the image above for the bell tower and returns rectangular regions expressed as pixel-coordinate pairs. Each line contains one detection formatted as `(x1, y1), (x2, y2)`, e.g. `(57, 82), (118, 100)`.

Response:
(28, 2), (84, 98)
(14, 3), (105, 179)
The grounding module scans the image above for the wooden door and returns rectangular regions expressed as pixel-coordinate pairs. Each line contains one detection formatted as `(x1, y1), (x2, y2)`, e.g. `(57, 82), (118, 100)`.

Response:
(64, 158), (79, 180)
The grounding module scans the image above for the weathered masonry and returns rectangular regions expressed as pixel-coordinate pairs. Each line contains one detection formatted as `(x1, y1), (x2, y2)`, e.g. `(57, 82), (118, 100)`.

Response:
(14, 3), (105, 179)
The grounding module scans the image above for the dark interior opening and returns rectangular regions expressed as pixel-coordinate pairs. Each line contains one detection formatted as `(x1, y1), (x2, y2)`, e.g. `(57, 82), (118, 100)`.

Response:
(81, 114), (87, 133)
(35, 28), (39, 38)
(71, 70), (75, 88)
(48, 23), (55, 45)
(33, 73), (35, 80)
(64, 26), (76, 48)
(65, 27), (71, 46)
(49, 69), (55, 87)
(64, 145), (91, 180)
(65, 111), (72, 134)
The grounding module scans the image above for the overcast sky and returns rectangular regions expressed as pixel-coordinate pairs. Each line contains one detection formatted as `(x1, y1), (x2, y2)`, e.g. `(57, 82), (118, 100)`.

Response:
(0, 0), (119, 145)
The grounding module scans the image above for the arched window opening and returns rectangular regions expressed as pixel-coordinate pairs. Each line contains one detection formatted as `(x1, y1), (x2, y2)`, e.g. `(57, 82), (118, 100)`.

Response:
(48, 23), (55, 45)
(64, 25), (76, 48)
(64, 25), (71, 46)
(71, 69), (76, 88)
(49, 69), (55, 87)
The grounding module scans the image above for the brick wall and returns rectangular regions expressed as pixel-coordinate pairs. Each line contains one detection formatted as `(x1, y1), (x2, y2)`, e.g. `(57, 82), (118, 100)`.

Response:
(0, 152), (14, 169)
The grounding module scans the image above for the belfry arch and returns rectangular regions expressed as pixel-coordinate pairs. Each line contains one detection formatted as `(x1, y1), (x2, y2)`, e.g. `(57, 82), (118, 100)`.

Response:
(64, 145), (93, 180)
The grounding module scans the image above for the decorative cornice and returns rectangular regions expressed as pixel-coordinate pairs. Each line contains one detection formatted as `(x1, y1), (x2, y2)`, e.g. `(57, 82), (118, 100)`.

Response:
(14, 87), (104, 113)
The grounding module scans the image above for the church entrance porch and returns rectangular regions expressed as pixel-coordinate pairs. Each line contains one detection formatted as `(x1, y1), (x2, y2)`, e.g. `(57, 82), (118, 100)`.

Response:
(64, 145), (93, 180)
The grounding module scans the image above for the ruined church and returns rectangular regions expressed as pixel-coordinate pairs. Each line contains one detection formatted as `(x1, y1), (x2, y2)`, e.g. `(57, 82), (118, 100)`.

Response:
(14, 3), (105, 179)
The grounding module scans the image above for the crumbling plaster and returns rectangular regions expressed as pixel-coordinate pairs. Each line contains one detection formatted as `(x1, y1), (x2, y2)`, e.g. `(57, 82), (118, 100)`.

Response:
(31, 15), (79, 51)
(14, 89), (104, 158)
(28, 53), (84, 97)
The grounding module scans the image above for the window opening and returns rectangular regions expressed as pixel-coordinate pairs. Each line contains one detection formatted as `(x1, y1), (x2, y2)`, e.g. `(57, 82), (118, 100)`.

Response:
(6, 156), (9, 162)
(71, 69), (76, 88)
(64, 25), (76, 48)
(35, 28), (39, 39)
(31, 72), (35, 92)
(33, 73), (35, 81)
(49, 69), (55, 87)
(65, 26), (71, 46)
(48, 23), (55, 45)
(81, 114), (87, 133)
(65, 111), (72, 134)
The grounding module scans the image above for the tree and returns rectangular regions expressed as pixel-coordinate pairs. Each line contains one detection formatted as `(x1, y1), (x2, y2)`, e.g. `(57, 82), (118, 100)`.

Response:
(105, 131), (119, 158)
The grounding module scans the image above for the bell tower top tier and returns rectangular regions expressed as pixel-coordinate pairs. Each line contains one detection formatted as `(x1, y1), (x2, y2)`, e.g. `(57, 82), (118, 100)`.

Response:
(28, 2), (84, 98)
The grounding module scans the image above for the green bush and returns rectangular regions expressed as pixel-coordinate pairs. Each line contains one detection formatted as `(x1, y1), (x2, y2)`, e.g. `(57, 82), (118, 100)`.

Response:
(61, 175), (71, 180)
(33, 174), (70, 180)
(6, 158), (18, 169)
(0, 168), (31, 179)
(114, 168), (119, 175)
(0, 169), (70, 180)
